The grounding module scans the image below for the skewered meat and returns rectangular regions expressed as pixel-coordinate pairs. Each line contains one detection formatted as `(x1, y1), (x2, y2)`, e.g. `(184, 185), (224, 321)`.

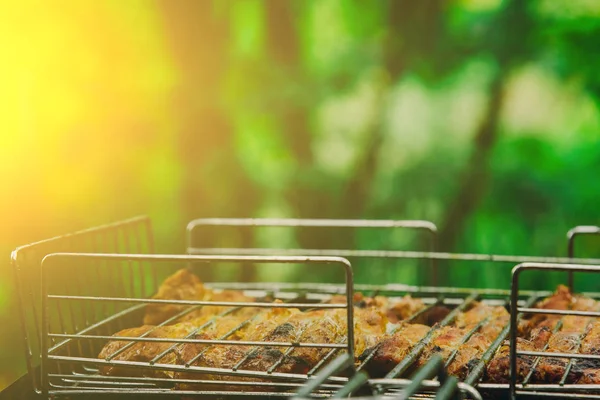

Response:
(363, 323), (430, 376)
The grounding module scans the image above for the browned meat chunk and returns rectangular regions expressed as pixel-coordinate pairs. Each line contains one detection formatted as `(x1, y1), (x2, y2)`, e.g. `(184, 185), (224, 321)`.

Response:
(386, 295), (425, 322)
(518, 285), (572, 337)
(446, 305), (510, 379)
(363, 323), (430, 376)
(486, 338), (537, 383)
(98, 322), (197, 378)
(144, 269), (208, 325)
(144, 269), (256, 325)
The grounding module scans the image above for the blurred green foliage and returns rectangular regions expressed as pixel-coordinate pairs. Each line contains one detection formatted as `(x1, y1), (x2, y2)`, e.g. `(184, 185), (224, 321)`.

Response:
(1, 0), (599, 389)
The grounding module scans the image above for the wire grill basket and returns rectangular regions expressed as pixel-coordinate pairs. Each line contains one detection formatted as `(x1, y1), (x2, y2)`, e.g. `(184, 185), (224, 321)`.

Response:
(11, 217), (600, 399)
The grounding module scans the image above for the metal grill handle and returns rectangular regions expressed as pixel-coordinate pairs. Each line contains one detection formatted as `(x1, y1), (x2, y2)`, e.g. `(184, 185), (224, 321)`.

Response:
(567, 225), (600, 291)
(186, 218), (439, 285)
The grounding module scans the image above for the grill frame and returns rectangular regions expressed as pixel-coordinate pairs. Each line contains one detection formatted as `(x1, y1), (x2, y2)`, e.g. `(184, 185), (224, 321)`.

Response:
(11, 217), (600, 399)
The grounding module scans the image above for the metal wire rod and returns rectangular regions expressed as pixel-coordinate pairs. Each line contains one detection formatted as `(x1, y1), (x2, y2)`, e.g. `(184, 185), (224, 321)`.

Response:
(47, 295), (346, 309)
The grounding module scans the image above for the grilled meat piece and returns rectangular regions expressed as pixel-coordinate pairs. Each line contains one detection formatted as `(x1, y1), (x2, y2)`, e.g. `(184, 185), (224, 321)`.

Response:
(518, 285), (572, 337)
(446, 305), (510, 379)
(485, 288), (600, 385)
(364, 302), (509, 378)
(330, 292), (426, 324)
(447, 333), (490, 378)
(575, 321), (600, 384)
(417, 326), (466, 368)
(566, 317), (600, 384)
(144, 269), (208, 325)
(486, 338), (537, 383)
(98, 322), (198, 378)
(386, 295), (426, 322)
(532, 315), (591, 383)
(531, 295), (598, 384)
(417, 303), (507, 370)
(363, 323), (430, 376)
(144, 269), (256, 325)
(454, 303), (507, 329)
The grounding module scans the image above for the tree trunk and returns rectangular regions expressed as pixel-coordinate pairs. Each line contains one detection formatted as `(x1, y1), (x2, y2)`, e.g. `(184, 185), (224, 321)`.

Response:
(158, 1), (259, 281)
(436, 72), (507, 284)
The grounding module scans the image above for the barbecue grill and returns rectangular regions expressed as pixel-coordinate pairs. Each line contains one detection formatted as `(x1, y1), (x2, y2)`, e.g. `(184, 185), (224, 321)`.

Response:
(8, 216), (600, 399)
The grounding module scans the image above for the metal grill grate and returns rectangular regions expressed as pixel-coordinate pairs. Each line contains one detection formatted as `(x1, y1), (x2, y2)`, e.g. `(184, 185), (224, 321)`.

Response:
(11, 217), (600, 399)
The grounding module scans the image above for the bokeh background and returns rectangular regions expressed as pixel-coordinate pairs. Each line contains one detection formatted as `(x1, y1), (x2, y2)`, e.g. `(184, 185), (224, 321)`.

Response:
(1, 0), (599, 389)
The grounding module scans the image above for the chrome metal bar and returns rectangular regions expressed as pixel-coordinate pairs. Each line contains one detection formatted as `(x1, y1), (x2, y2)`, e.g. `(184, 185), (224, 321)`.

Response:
(384, 293), (479, 381)
(47, 295), (345, 308)
(517, 308), (600, 317)
(187, 218), (438, 230)
(331, 371), (370, 398)
(187, 247), (600, 265)
(49, 389), (304, 397)
(48, 304), (144, 354)
(515, 392), (600, 398)
(395, 355), (443, 400)
(294, 353), (353, 398)
(370, 379), (482, 400)
(49, 355), (350, 383)
(49, 373), (343, 389)
(478, 382), (600, 390)
(12, 253), (42, 395)
(435, 375), (459, 400)
(517, 350), (600, 360)
(307, 337), (347, 376)
(567, 225), (600, 290)
(187, 218), (439, 285)
(49, 335), (348, 348)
